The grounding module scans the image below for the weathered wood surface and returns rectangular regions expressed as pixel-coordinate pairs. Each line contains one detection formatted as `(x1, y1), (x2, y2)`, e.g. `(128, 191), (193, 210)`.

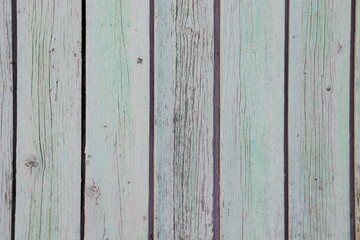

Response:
(15, 0), (82, 239)
(220, 0), (285, 239)
(355, 0), (360, 238)
(154, 1), (214, 239)
(289, 0), (351, 238)
(85, 0), (149, 239)
(0, 0), (13, 238)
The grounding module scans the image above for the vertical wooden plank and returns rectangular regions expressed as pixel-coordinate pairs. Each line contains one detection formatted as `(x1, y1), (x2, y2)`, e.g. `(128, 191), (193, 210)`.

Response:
(220, 0), (284, 239)
(0, 0), (13, 238)
(85, 0), (149, 239)
(15, 0), (81, 239)
(355, 0), (360, 237)
(289, 0), (351, 238)
(154, 1), (214, 239)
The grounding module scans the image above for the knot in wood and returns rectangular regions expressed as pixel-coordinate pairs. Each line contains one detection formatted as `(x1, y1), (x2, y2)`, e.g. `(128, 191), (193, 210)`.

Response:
(184, 27), (193, 35)
(24, 156), (39, 169)
(85, 182), (101, 202)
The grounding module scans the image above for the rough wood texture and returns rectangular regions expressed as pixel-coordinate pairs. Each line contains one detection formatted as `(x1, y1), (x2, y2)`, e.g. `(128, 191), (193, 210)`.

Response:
(289, 0), (351, 238)
(85, 0), (149, 239)
(154, 1), (214, 239)
(355, 1), (360, 238)
(220, 0), (284, 239)
(0, 0), (13, 238)
(15, 1), (82, 239)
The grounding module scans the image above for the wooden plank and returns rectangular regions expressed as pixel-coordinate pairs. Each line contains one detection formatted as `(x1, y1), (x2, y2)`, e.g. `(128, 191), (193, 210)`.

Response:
(220, 0), (284, 239)
(0, 0), (13, 238)
(289, 0), (351, 238)
(15, 1), (82, 239)
(85, 0), (149, 239)
(355, 0), (360, 238)
(154, 1), (214, 239)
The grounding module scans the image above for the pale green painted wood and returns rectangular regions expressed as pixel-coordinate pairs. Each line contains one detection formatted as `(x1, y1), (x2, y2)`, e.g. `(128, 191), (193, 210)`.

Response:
(356, 1), (360, 238)
(0, 0), (13, 238)
(220, 0), (284, 239)
(154, 1), (214, 239)
(289, 0), (351, 238)
(85, 0), (149, 239)
(15, 1), (82, 239)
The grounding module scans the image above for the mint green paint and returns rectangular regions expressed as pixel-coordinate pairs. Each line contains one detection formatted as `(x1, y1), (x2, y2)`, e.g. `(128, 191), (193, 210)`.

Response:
(289, 0), (351, 238)
(220, 0), (285, 239)
(154, 1), (214, 239)
(15, 0), (82, 239)
(85, 0), (149, 239)
(0, 0), (13, 238)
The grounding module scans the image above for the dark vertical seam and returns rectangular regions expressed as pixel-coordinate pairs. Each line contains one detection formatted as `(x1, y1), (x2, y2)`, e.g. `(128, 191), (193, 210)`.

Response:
(350, 0), (356, 238)
(149, 0), (155, 239)
(213, 0), (220, 239)
(80, 0), (86, 238)
(11, 0), (17, 239)
(284, 0), (290, 239)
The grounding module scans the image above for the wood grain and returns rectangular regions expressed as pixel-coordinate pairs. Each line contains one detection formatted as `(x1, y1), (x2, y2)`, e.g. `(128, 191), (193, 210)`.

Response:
(15, 0), (82, 239)
(289, 0), (351, 238)
(154, 1), (214, 239)
(85, 0), (149, 239)
(0, 0), (13, 238)
(355, 0), (360, 238)
(220, 0), (285, 239)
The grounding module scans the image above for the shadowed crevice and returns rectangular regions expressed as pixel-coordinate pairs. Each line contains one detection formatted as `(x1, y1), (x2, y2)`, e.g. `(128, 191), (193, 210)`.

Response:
(149, 0), (155, 238)
(350, 0), (356, 238)
(11, 0), (17, 239)
(213, 0), (221, 239)
(284, 0), (290, 239)
(80, 0), (86, 238)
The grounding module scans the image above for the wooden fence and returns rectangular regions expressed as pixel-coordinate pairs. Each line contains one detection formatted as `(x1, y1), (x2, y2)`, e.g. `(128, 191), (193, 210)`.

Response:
(0, 0), (359, 239)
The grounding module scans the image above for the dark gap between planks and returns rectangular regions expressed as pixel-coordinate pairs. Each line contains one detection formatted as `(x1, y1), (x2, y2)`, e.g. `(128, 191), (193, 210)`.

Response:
(284, 0), (290, 239)
(350, 0), (356, 238)
(11, 0), (18, 239)
(80, 0), (86, 238)
(213, 0), (221, 239)
(149, 0), (155, 238)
